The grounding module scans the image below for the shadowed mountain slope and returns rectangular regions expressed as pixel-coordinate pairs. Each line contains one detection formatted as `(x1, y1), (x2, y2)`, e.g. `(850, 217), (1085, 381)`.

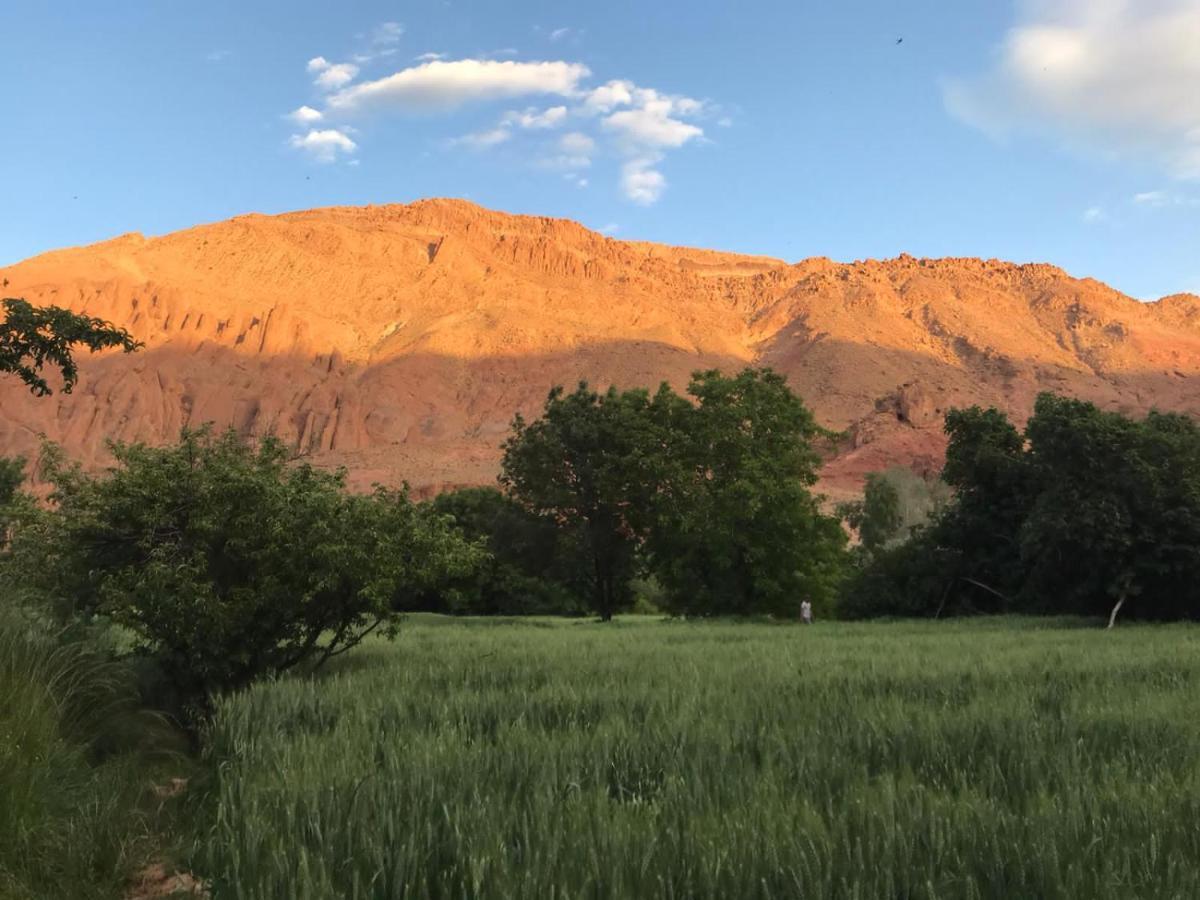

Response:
(2, 198), (1197, 497)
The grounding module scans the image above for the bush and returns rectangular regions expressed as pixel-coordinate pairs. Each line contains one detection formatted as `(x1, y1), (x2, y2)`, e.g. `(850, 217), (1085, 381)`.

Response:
(430, 487), (587, 615)
(7, 427), (479, 714)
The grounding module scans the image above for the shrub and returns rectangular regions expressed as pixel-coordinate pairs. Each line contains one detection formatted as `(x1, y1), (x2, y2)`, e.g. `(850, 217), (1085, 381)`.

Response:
(9, 427), (480, 713)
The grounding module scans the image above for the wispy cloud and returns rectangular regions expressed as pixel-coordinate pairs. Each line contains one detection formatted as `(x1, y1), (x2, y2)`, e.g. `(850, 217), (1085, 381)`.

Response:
(372, 22), (405, 45)
(503, 105), (568, 129)
(326, 59), (588, 113)
(285, 46), (714, 200)
(308, 57), (360, 90)
(1082, 206), (1108, 225)
(287, 105), (324, 125)
(621, 157), (667, 205)
(549, 27), (571, 42)
(450, 127), (513, 149)
(945, 0), (1200, 179)
(289, 128), (357, 162)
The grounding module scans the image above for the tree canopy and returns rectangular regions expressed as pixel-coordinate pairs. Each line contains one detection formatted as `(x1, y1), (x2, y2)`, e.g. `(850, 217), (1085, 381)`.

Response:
(500, 369), (846, 619)
(844, 394), (1200, 623)
(1, 297), (140, 396)
(6, 427), (479, 711)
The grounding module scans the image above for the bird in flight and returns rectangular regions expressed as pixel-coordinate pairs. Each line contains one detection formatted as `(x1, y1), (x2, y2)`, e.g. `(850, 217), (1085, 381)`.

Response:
(896, 37), (903, 44)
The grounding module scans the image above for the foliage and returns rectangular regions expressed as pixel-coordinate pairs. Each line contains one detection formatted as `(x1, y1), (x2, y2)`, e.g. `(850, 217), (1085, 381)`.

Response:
(648, 369), (847, 617)
(500, 382), (679, 620)
(430, 487), (587, 615)
(10, 427), (479, 711)
(1017, 396), (1200, 620)
(190, 616), (1200, 900)
(0, 604), (184, 899)
(838, 466), (951, 556)
(1, 297), (140, 396)
(846, 394), (1200, 621)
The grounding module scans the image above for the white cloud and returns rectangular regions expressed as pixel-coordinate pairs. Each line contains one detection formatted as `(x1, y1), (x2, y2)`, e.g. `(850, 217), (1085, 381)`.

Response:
(582, 79), (635, 113)
(373, 22), (404, 45)
(1134, 190), (1170, 206)
(308, 57), (359, 90)
(504, 105), (568, 129)
(288, 105), (324, 124)
(604, 103), (703, 149)
(559, 131), (594, 154)
(1082, 205), (1107, 224)
(621, 157), (667, 205)
(598, 222), (620, 235)
(451, 127), (513, 149)
(415, 52), (446, 62)
(549, 27), (571, 42)
(289, 128), (357, 162)
(945, 1), (1200, 179)
(327, 59), (590, 113)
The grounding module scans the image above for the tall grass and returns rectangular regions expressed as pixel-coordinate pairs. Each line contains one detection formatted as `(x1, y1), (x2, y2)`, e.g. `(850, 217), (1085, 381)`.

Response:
(192, 616), (1200, 899)
(0, 606), (183, 899)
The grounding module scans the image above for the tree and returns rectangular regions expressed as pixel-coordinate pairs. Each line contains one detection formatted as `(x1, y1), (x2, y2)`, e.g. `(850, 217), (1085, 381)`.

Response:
(1, 297), (140, 396)
(838, 467), (953, 557)
(838, 474), (902, 555)
(430, 487), (587, 615)
(844, 394), (1200, 623)
(500, 383), (679, 620)
(1018, 396), (1200, 624)
(12, 427), (479, 712)
(648, 369), (847, 616)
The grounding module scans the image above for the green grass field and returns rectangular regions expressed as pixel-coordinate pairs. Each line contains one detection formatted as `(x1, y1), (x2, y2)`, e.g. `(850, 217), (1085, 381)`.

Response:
(190, 617), (1200, 899)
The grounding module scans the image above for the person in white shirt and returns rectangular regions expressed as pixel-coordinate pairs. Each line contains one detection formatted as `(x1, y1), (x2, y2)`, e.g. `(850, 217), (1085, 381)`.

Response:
(800, 599), (813, 624)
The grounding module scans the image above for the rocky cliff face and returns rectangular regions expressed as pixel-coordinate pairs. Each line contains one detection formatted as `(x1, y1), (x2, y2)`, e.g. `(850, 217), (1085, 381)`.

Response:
(2, 199), (1198, 498)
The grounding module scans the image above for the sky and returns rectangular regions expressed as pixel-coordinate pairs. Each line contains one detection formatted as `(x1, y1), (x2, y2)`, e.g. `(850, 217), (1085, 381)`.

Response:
(1, 0), (1198, 299)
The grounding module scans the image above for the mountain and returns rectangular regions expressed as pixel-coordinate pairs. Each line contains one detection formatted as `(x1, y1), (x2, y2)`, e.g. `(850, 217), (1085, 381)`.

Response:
(2, 198), (1198, 499)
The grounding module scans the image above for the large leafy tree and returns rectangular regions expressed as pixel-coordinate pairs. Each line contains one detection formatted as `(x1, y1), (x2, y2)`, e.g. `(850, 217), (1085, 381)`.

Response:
(430, 487), (587, 615)
(1, 297), (140, 396)
(846, 394), (1200, 623)
(500, 383), (680, 620)
(649, 369), (846, 616)
(11, 427), (479, 710)
(1018, 396), (1200, 624)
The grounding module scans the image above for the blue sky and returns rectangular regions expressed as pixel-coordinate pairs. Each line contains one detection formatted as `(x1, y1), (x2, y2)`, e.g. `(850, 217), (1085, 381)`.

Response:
(2, 0), (1197, 299)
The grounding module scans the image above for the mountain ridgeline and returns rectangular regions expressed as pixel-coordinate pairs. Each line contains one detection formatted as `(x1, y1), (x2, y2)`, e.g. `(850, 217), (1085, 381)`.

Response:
(2, 198), (1198, 496)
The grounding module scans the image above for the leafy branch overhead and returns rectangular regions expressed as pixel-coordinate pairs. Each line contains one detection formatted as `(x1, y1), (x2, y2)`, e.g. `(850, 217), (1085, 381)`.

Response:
(1, 297), (141, 396)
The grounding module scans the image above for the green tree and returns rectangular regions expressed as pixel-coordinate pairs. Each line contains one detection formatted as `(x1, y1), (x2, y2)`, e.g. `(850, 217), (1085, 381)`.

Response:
(500, 382), (684, 621)
(12, 427), (478, 712)
(838, 474), (902, 555)
(1, 297), (140, 396)
(649, 369), (847, 617)
(430, 487), (587, 615)
(839, 467), (952, 556)
(845, 394), (1200, 623)
(1018, 396), (1200, 624)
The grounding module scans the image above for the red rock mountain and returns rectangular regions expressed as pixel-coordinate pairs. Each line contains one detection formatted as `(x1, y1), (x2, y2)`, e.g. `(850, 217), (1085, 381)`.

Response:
(2, 199), (1198, 499)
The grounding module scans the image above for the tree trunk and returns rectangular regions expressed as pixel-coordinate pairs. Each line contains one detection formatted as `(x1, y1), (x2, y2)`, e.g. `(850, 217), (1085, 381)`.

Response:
(1107, 595), (1126, 630)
